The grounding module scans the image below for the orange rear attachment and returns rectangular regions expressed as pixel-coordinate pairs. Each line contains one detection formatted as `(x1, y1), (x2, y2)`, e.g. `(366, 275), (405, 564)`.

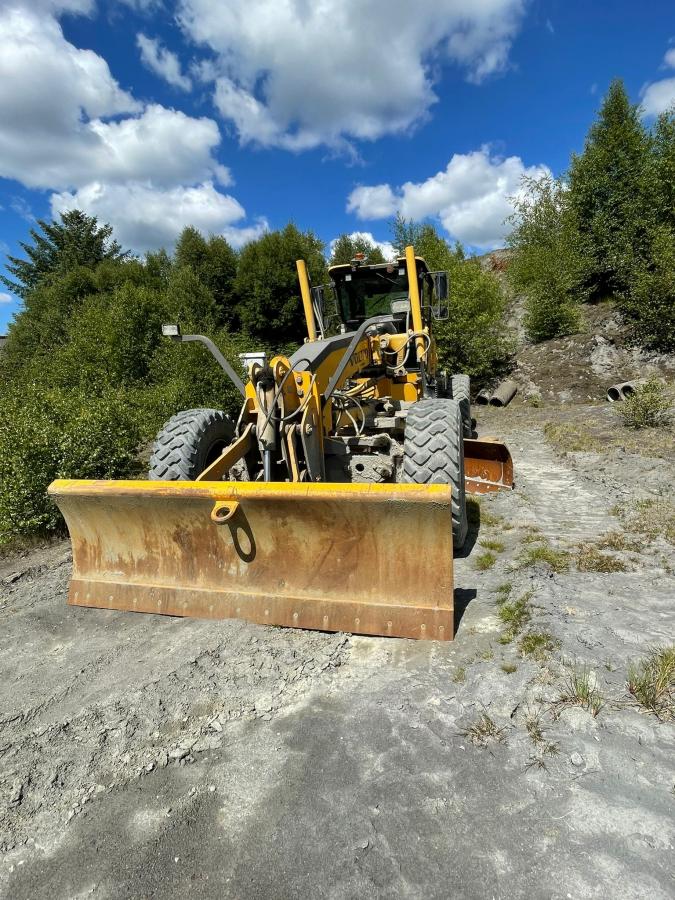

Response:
(48, 479), (455, 641)
(464, 438), (514, 494)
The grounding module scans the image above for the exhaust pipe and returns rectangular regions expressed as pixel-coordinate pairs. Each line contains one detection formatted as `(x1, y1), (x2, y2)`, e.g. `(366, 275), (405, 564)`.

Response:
(607, 381), (636, 402)
(489, 380), (518, 408)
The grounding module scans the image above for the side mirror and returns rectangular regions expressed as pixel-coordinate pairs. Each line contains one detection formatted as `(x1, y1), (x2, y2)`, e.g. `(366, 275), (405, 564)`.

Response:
(431, 272), (449, 301)
(311, 285), (326, 312)
(429, 272), (450, 320)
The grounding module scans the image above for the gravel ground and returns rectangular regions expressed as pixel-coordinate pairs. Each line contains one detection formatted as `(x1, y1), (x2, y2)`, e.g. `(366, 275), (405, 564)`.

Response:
(0, 405), (673, 899)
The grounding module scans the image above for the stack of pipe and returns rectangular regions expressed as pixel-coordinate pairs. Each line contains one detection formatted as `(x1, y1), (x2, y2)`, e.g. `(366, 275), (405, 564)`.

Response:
(606, 381), (636, 402)
(475, 381), (518, 408)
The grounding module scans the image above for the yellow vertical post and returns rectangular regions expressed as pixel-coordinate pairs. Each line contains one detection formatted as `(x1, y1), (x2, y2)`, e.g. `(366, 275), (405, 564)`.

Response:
(296, 259), (318, 342)
(405, 245), (426, 362)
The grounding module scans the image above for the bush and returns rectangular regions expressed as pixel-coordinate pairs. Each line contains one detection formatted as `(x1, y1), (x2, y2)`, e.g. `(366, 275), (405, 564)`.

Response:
(617, 377), (672, 429)
(0, 385), (144, 542)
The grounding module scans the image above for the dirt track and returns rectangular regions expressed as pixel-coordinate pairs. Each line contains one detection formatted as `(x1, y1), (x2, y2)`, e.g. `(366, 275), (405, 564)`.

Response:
(1, 404), (674, 899)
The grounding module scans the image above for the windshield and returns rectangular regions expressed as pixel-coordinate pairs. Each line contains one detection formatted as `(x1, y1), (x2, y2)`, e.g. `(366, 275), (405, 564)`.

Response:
(333, 266), (412, 326)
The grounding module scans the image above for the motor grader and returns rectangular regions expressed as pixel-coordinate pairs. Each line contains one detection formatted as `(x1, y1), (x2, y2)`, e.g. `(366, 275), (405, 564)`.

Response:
(49, 246), (512, 640)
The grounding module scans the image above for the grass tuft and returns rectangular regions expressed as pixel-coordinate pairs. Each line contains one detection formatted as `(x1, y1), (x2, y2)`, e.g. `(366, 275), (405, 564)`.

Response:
(555, 665), (604, 718)
(523, 711), (560, 770)
(627, 646), (675, 721)
(453, 666), (466, 684)
(519, 543), (571, 573)
(498, 590), (533, 642)
(480, 538), (505, 553)
(519, 631), (559, 661)
(475, 551), (497, 571)
(495, 582), (513, 605)
(576, 545), (627, 573)
(461, 713), (506, 747)
(501, 662), (517, 674)
(596, 531), (643, 552)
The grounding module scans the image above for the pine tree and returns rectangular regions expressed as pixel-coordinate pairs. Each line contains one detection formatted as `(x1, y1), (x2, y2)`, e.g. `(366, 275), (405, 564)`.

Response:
(622, 109), (675, 350)
(568, 79), (650, 297)
(1, 210), (124, 298)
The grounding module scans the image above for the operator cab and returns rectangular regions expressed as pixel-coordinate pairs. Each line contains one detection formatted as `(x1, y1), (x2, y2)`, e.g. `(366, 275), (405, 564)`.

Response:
(325, 255), (448, 333)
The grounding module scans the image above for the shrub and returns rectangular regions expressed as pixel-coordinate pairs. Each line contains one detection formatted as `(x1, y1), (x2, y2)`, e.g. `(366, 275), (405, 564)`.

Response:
(617, 377), (672, 429)
(0, 385), (144, 542)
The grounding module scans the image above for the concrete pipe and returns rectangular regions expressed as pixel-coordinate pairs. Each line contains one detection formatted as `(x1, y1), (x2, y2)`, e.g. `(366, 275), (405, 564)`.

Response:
(476, 388), (491, 405)
(489, 380), (518, 407)
(607, 381), (636, 402)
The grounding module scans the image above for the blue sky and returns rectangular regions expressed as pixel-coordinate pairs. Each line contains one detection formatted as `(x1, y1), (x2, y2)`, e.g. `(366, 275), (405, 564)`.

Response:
(1, 0), (674, 332)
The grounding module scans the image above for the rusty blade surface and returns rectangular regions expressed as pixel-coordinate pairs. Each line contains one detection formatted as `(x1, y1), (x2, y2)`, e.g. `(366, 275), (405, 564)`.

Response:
(464, 438), (514, 494)
(48, 479), (454, 641)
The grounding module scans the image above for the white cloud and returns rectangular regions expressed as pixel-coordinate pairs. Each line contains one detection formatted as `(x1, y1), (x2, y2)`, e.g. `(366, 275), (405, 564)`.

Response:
(10, 197), (34, 222)
(0, 4), (264, 254)
(178, 0), (526, 150)
(329, 232), (396, 261)
(641, 78), (675, 117)
(51, 182), (267, 253)
(640, 47), (675, 117)
(137, 34), (192, 92)
(31, 0), (95, 12)
(0, 292), (14, 304)
(0, 9), (227, 190)
(348, 148), (550, 250)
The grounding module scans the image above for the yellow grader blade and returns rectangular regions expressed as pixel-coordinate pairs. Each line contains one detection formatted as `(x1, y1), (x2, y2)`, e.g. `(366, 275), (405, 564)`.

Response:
(464, 438), (514, 494)
(48, 479), (454, 641)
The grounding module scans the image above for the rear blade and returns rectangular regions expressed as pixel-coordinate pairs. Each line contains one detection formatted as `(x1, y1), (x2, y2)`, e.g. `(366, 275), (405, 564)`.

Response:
(464, 438), (514, 494)
(48, 480), (454, 641)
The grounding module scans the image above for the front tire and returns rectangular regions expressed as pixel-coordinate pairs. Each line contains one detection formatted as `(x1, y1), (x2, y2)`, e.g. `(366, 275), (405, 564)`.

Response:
(149, 408), (235, 481)
(402, 399), (468, 549)
(450, 374), (472, 438)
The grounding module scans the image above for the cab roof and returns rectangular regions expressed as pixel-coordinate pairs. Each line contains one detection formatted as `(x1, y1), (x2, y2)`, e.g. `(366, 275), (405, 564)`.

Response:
(328, 255), (429, 277)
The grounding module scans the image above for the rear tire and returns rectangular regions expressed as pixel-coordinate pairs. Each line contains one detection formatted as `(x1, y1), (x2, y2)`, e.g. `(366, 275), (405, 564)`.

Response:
(450, 374), (472, 438)
(149, 408), (235, 481)
(402, 399), (468, 549)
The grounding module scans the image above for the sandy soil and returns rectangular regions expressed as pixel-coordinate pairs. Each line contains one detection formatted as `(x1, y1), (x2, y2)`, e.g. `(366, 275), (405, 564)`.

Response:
(0, 404), (674, 899)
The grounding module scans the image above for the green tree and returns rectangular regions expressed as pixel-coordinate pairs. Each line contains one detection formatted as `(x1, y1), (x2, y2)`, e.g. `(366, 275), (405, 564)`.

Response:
(568, 79), (650, 296)
(1, 210), (124, 298)
(329, 233), (386, 265)
(648, 111), (675, 227)
(391, 216), (512, 381)
(174, 227), (239, 327)
(508, 175), (587, 341)
(621, 110), (675, 350)
(235, 224), (326, 345)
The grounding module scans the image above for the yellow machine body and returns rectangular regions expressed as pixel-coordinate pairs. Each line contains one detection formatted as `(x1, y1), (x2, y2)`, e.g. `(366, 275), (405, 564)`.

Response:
(49, 245), (513, 641)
